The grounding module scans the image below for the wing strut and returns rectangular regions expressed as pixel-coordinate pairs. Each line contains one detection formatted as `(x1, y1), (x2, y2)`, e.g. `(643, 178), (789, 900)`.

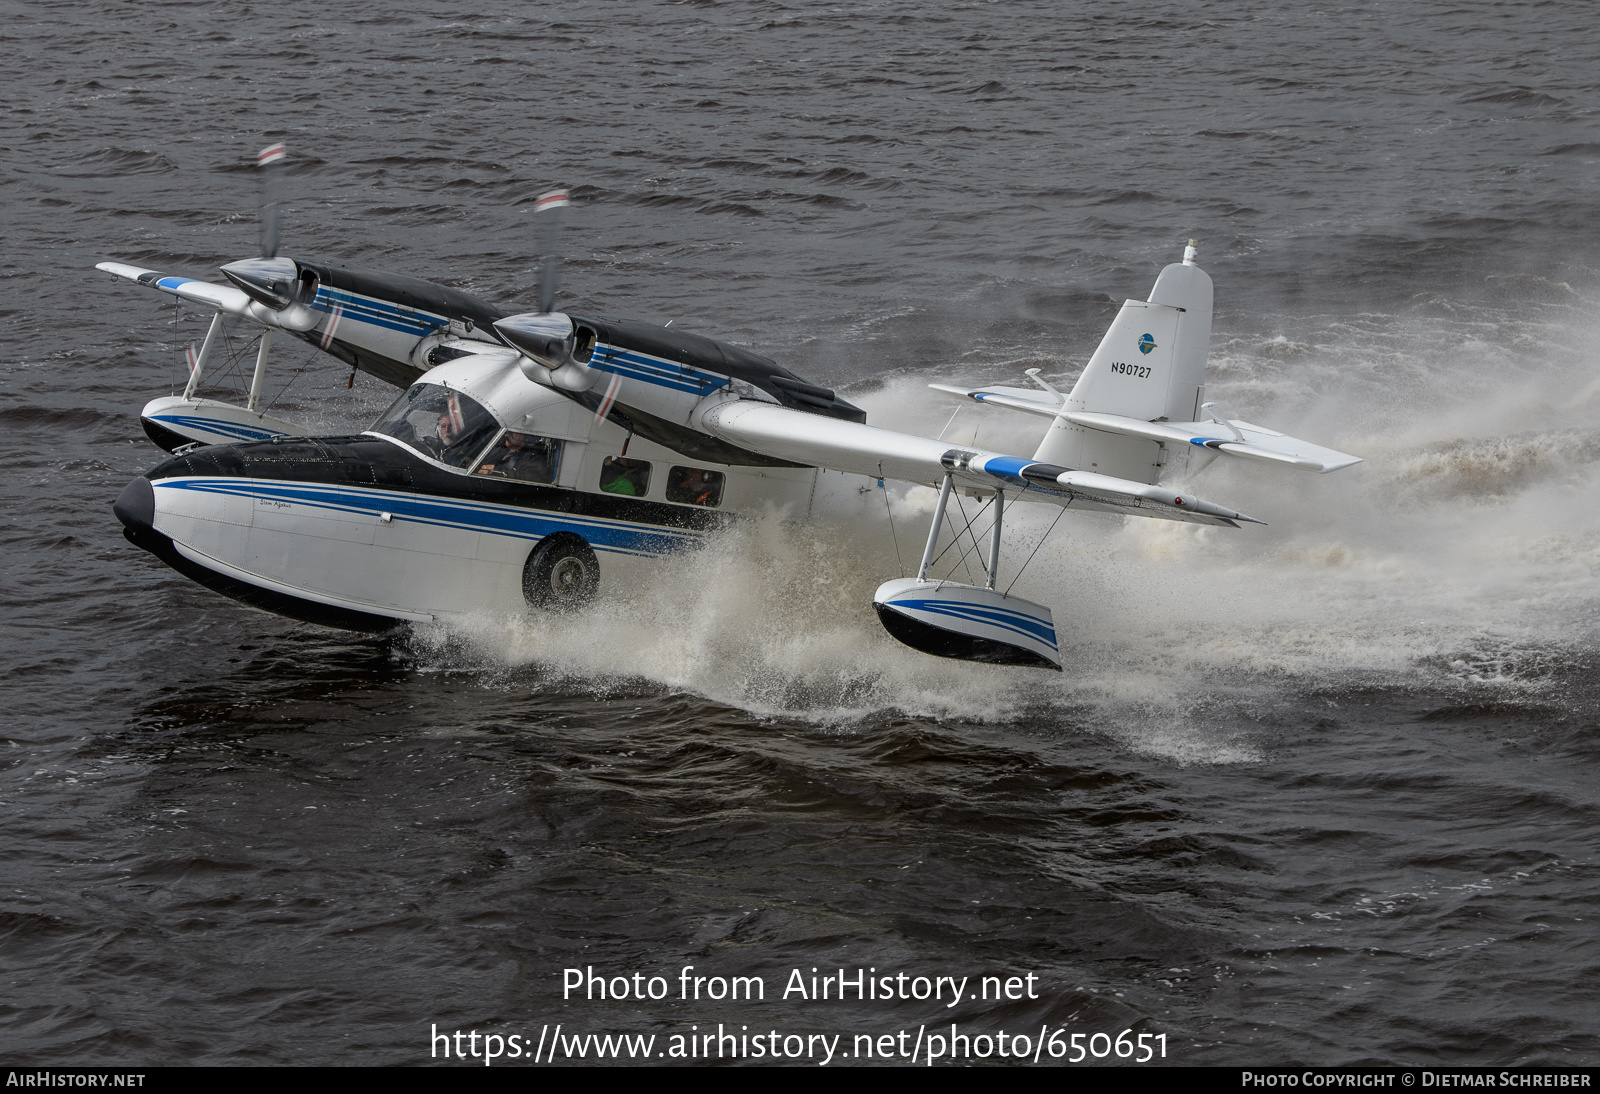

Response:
(247, 329), (274, 412)
(916, 473), (955, 581)
(986, 488), (1003, 590)
(184, 313), (226, 400)
(876, 478), (1061, 670)
(914, 478), (1006, 590)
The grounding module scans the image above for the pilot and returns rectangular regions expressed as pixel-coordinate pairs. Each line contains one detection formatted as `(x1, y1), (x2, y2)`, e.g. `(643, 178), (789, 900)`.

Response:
(406, 395), (463, 459)
(435, 395), (465, 450)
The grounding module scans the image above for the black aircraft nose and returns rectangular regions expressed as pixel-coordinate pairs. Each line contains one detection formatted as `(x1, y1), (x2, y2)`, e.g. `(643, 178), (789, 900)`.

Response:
(113, 475), (155, 533)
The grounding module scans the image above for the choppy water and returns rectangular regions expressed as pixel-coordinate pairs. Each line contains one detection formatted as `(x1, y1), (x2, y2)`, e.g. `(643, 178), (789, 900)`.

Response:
(4, 0), (1600, 1066)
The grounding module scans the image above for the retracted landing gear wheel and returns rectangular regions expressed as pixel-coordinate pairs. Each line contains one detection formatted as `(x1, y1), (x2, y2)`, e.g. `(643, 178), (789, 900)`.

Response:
(522, 533), (599, 612)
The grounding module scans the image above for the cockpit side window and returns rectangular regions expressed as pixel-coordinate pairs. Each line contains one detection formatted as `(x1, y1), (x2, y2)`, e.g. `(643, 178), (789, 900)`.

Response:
(371, 383), (501, 469)
(475, 431), (562, 485)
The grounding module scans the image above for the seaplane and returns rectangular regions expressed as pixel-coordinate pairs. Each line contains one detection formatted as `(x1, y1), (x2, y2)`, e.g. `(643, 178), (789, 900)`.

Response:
(100, 146), (1360, 670)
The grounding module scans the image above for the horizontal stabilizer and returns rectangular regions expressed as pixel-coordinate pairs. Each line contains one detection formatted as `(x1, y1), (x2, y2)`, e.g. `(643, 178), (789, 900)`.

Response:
(928, 382), (1062, 419)
(1065, 411), (1362, 473)
(97, 262), (254, 317)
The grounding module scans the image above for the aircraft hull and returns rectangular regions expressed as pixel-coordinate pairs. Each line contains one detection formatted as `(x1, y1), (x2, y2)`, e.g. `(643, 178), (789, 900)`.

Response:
(113, 436), (730, 629)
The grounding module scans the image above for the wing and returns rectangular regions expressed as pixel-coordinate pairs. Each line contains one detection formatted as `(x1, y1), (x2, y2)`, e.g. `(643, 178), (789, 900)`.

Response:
(697, 399), (1259, 527)
(97, 261), (256, 318)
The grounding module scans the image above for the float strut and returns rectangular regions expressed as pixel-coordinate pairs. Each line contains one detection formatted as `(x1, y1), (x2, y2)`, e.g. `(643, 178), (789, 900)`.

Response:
(183, 313), (225, 401)
(986, 488), (1004, 590)
(247, 328), (273, 412)
(917, 473), (954, 582)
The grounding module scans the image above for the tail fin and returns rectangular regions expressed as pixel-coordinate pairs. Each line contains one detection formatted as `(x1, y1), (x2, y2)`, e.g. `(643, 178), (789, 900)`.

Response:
(1034, 242), (1212, 482)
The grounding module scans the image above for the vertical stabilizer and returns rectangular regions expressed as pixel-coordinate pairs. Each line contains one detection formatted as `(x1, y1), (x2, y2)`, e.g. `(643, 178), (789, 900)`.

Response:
(1033, 243), (1214, 483)
(1145, 244), (1213, 424)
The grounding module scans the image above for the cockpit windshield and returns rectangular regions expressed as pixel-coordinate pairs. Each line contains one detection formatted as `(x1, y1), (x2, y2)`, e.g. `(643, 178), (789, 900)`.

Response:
(370, 383), (501, 468)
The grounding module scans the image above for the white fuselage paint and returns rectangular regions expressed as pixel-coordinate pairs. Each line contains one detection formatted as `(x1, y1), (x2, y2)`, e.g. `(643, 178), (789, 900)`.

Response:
(145, 349), (893, 625)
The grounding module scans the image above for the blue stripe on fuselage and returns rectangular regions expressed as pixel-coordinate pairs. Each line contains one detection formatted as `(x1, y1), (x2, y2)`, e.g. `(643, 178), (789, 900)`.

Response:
(158, 478), (699, 558)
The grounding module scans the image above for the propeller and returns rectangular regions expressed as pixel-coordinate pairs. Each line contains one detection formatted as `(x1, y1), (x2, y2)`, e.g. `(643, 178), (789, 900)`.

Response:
(493, 188), (600, 392)
(258, 142), (286, 259)
(534, 188), (567, 314)
(219, 143), (320, 331)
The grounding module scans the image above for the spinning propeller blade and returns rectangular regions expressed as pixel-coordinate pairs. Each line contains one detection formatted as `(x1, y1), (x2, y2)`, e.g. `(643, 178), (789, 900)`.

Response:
(257, 143), (287, 259)
(218, 144), (320, 330)
(495, 187), (598, 391)
(533, 189), (569, 314)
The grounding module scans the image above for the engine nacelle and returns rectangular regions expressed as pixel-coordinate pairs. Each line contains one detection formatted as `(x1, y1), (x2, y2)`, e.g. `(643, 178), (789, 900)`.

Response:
(222, 256), (321, 331)
(494, 312), (600, 392)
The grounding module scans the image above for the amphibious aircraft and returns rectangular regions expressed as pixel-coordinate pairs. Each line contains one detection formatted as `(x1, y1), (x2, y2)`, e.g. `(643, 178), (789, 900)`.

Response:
(101, 146), (1359, 670)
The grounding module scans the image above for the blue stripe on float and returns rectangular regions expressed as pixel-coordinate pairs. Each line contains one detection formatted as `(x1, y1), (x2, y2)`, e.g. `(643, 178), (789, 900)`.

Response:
(158, 478), (699, 558)
(893, 596), (1058, 649)
(149, 414), (284, 441)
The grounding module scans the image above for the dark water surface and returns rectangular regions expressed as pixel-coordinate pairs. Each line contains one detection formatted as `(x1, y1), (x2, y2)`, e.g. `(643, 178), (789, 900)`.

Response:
(4, 0), (1600, 1066)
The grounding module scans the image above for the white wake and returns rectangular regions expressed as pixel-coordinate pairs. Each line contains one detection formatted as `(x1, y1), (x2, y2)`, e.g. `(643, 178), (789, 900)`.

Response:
(412, 293), (1600, 761)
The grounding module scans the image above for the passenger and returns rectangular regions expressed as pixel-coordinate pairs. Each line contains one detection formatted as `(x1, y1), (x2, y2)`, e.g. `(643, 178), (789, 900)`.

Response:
(600, 457), (647, 496)
(477, 432), (558, 484)
(673, 467), (717, 506)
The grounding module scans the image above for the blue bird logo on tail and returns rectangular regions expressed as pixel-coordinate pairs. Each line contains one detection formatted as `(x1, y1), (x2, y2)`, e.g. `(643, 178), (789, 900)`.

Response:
(1138, 333), (1157, 355)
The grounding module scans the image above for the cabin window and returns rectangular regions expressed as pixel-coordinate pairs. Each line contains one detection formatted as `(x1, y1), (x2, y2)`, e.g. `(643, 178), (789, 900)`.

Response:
(475, 431), (561, 485)
(599, 456), (650, 497)
(371, 383), (501, 469)
(665, 465), (724, 508)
